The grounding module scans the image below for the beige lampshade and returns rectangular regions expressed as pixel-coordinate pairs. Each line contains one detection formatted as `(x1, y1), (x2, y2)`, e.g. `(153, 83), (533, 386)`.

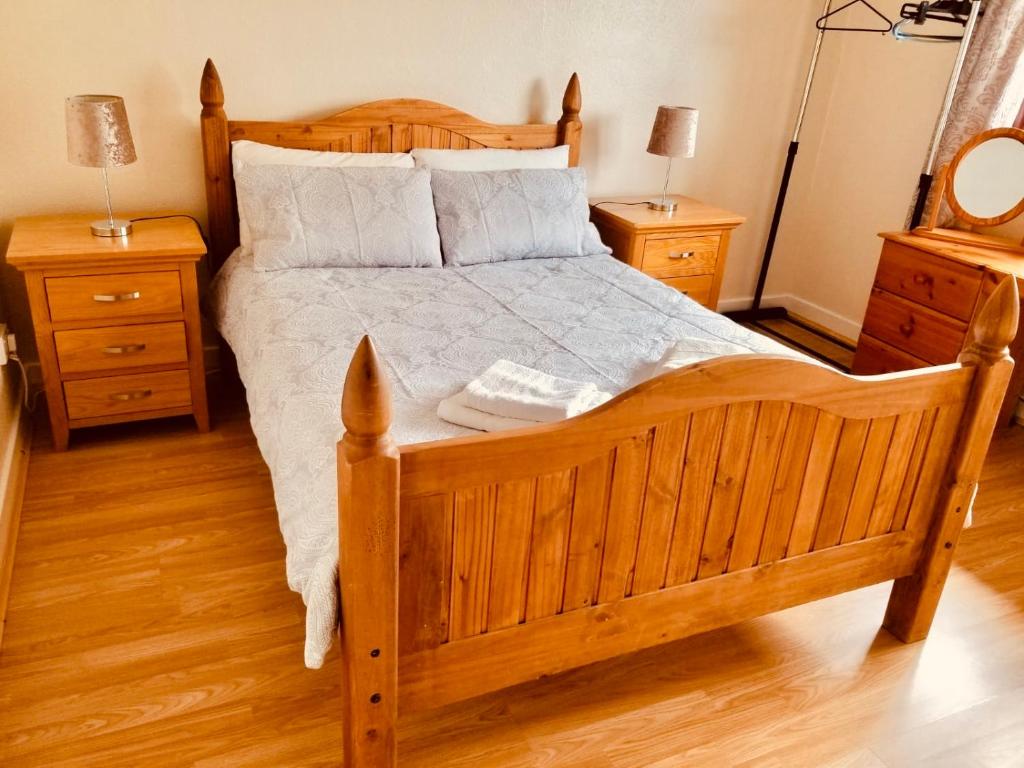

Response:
(65, 95), (137, 168)
(646, 105), (698, 159)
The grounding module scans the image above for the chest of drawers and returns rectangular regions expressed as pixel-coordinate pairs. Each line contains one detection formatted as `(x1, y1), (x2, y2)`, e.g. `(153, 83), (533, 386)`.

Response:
(6, 214), (210, 450)
(853, 232), (1024, 426)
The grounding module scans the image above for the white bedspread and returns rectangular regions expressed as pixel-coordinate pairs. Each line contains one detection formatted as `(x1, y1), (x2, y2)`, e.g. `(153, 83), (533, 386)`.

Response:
(208, 249), (802, 667)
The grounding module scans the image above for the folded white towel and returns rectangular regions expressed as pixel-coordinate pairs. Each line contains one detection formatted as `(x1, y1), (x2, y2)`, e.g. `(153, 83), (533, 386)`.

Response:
(628, 338), (751, 387)
(462, 359), (612, 423)
(437, 391), (541, 433)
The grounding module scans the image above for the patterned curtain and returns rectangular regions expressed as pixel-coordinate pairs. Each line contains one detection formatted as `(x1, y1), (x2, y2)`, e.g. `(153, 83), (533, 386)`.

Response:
(911, 0), (1024, 225)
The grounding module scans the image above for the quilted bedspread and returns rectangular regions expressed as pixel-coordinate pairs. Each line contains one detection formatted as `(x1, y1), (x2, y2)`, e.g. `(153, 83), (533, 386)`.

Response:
(208, 249), (802, 667)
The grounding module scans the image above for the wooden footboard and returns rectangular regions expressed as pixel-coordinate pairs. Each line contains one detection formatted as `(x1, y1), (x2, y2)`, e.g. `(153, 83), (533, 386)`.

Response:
(336, 278), (1018, 767)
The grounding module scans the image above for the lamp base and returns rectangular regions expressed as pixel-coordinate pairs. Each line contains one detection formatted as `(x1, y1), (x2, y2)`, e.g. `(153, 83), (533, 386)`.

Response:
(647, 200), (677, 213)
(90, 219), (132, 237)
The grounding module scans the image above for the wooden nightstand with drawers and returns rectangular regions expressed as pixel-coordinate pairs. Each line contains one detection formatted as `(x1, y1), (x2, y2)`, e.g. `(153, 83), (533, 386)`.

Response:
(590, 195), (745, 310)
(6, 214), (210, 450)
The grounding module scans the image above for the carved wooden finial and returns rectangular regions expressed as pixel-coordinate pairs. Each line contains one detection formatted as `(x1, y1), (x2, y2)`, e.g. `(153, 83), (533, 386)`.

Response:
(342, 336), (393, 438)
(960, 276), (1020, 366)
(558, 73), (583, 167)
(200, 58), (224, 111)
(561, 72), (581, 120)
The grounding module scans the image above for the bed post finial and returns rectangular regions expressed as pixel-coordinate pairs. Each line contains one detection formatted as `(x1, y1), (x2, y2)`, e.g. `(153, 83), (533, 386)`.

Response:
(200, 58), (224, 112)
(338, 334), (399, 768)
(199, 58), (238, 272)
(885, 275), (1018, 644)
(342, 335), (393, 442)
(959, 276), (1019, 367)
(558, 72), (582, 167)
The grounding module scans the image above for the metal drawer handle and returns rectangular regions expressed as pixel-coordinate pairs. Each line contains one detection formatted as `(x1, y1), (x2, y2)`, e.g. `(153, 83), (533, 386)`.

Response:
(109, 388), (152, 402)
(93, 291), (141, 303)
(103, 343), (147, 355)
(669, 251), (695, 260)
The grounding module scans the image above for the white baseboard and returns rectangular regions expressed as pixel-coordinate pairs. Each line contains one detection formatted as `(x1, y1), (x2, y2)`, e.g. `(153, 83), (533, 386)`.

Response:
(718, 293), (862, 342)
(0, 371), (32, 649)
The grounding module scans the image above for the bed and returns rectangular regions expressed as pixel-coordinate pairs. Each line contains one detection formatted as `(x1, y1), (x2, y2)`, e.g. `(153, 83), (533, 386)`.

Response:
(199, 59), (1018, 767)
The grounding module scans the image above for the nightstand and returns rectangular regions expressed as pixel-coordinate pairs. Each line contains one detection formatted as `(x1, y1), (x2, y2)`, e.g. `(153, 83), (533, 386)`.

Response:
(6, 214), (210, 450)
(590, 195), (745, 310)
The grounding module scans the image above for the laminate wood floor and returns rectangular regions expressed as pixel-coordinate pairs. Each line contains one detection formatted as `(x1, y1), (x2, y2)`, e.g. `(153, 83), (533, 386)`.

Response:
(1, 385), (1022, 767)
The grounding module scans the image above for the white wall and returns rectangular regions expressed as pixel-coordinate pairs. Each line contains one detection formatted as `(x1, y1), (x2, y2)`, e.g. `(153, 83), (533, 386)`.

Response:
(764, 2), (958, 338)
(1, 1), (968, 356)
(0, 0), (824, 360)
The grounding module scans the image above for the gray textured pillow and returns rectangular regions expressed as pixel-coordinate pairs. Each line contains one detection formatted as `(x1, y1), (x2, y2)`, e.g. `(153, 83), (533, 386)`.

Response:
(430, 168), (611, 266)
(235, 165), (442, 271)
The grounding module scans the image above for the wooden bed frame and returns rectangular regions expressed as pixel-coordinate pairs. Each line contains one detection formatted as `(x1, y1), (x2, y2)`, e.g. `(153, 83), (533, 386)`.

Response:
(199, 60), (1019, 767)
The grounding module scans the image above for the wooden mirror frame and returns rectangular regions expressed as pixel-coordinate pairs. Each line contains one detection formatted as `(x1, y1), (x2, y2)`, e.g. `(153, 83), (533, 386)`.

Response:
(945, 126), (1024, 227)
(916, 126), (1024, 253)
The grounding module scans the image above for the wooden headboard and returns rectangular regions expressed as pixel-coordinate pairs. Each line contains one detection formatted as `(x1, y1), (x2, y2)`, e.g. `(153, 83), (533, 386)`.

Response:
(199, 59), (583, 271)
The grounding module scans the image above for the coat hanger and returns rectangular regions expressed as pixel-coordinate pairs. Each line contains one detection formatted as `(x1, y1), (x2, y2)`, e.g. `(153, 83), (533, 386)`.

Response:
(892, 1), (982, 43)
(816, 0), (894, 33)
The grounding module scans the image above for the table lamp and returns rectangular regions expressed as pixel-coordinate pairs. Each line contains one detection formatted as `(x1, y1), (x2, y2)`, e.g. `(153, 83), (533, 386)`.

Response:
(65, 95), (137, 237)
(647, 105), (698, 213)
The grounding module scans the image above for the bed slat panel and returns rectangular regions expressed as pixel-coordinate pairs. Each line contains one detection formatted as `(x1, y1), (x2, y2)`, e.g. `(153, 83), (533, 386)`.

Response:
(865, 411), (924, 537)
(842, 415), (898, 543)
(890, 409), (938, 531)
(786, 412), (843, 556)
(902, 403), (966, 535)
(697, 403), (759, 579)
(663, 407), (727, 586)
(398, 493), (453, 653)
(561, 451), (614, 612)
(757, 404), (818, 564)
(727, 402), (791, 572)
(597, 432), (653, 602)
(449, 485), (498, 641)
(524, 469), (575, 621)
(631, 418), (690, 595)
(370, 125), (391, 152)
(813, 419), (871, 551)
(486, 478), (536, 631)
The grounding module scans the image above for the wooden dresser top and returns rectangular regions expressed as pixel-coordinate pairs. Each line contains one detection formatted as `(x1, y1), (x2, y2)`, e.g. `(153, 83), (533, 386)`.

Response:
(882, 231), (1024, 279)
(590, 195), (745, 234)
(7, 213), (206, 270)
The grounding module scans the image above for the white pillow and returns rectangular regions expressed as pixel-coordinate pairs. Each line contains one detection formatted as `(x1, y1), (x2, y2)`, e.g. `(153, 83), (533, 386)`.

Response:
(431, 168), (610, 266)
(231, 140), (415, 249)
(410, 145), (570, 171)
(236, 165), (442, 271)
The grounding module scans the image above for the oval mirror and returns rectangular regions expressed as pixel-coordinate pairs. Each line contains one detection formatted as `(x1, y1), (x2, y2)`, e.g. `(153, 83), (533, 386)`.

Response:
(947, 127), (1024, 226)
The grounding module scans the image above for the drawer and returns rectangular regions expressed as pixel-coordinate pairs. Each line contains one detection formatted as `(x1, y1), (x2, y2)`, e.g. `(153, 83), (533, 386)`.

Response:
(64, 369), (192, 421)
(46, 271), (182, 323)
(875, 242), (982, 322)
(55, 321), (188, 376)
(641, 234), (720, 277)
(661, 274), (714, 306)
(860, 289), (966, 365)
(852, 333), (930, 375)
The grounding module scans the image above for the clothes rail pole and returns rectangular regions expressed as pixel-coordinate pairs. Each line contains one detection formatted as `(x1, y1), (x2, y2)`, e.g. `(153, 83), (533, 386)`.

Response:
(729, 0), (833, 321)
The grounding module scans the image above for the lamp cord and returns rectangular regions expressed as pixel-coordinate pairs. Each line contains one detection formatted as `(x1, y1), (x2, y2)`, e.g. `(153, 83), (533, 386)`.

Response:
(8, 353), (40, 413)
(129, 214), (209, 248)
